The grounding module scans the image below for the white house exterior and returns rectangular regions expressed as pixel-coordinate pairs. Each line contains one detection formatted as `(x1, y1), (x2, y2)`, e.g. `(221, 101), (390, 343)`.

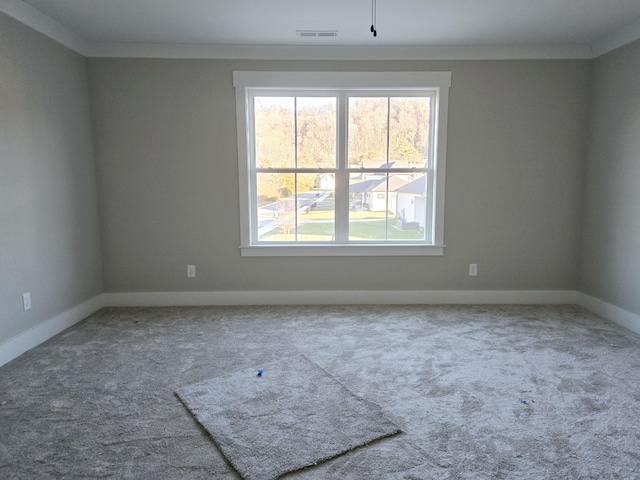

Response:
(349, 176), (407, 212)
(395, 175), (427, 228)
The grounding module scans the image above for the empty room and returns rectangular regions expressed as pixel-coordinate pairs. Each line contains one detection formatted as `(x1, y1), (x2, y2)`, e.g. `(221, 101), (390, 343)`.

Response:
(1, 0), (640, 478)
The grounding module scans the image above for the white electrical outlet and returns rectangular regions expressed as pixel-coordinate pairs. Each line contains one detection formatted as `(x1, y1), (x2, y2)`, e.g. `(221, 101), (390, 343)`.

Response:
(187, 265), (196, 278)
(22, 292), (31, 311)
(469, 264), (478, 276)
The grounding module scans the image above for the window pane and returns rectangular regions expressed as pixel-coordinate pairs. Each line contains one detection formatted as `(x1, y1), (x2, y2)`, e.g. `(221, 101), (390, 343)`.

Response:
(296, 174), (335, 242)
(348, 173), (426, 240)
(393, 173), (427, 240)
(257, 173), (336, 242)
(257, 173), (296, 241)
(348, 172), (388, 240)
(388, 97), (430, 169)
(296, 97), (336, 169)
(348, 97), (388, 168)
(254, 97), (295, 168)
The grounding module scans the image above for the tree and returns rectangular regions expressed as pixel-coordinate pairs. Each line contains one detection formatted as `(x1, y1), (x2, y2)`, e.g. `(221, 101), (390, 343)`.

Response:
(277, 198), (297, 239)
(254, 95), (430, 174)
(390, 136), (422, 163)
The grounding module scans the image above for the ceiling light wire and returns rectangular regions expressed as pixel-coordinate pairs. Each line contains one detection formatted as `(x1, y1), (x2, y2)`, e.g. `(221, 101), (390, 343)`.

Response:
(370, 0), (377, 37)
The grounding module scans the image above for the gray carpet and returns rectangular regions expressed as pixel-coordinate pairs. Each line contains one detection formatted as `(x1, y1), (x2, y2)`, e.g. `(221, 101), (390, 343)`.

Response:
(1, 304), (640, 479)
(176, 354), (400, 479)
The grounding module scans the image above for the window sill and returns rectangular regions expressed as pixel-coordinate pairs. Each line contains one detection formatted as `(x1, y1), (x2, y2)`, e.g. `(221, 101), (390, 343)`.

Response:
(239, 244), (445, 257)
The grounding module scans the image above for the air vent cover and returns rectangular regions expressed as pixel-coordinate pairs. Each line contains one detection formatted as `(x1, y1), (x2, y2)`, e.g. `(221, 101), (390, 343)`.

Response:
(296, 30), (338, 38)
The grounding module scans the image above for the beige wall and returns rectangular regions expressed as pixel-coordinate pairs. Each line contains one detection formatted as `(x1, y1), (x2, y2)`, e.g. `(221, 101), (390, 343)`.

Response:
(5, 4), (639, 346)
(88, 58), (591, 293)
(3, 6), (640, 357)
(580, 39), (640, 316)
(0, 13), (102, 345)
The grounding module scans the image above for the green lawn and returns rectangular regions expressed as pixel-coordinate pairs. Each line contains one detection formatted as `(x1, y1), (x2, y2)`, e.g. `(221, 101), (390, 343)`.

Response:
(260, 218), (424, 241)
(260, 195), (423, 241)
(347, 220), (424, 240)
(302, 208), (386, 221)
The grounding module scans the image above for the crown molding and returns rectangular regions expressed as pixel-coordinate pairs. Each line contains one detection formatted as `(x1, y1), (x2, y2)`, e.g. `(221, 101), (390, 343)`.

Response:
(0, 1), (594, 61)
(7, 0), (640, 62)
(0, 0), (88, 55)
(591, 18), (640, 58)
(87, 42), (593, 61)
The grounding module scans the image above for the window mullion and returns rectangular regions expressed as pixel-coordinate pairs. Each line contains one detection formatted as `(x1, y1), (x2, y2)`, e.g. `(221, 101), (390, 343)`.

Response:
(385, 97), (390, 240)
(335, 92), (349, 242)
(294, 97), (298, 241)
(248, 93), (259, 244)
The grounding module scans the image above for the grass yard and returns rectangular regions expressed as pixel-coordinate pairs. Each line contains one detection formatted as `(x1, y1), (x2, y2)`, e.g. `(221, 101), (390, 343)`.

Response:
(260, 217), (424, 241)
(260, 195), (423, 241)
(302, 208), (386, 221)
(347, 220), (424, 240)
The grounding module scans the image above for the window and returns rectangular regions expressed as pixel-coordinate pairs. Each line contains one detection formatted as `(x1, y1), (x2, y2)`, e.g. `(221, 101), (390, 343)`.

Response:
(234, 71), (450, 256)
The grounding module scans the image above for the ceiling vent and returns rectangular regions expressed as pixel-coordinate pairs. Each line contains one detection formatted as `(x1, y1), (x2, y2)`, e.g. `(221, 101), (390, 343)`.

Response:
(296, 30), (339, 38)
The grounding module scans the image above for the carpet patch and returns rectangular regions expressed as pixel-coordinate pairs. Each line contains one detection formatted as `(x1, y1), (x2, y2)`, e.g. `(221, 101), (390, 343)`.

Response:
(176, 354), (400, 479)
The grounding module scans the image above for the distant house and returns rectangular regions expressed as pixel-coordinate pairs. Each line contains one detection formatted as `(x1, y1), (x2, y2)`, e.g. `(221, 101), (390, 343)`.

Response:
(315, 173), (335, 191)
(351, 159), (414, 186)
(395, 175), (427, 228)
(349, 175), (407, 212)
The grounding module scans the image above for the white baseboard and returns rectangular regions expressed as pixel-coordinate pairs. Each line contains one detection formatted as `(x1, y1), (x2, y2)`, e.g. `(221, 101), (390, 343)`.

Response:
(2, 290), (637, 368)
(0, 294), (105, 367)
(104, 290), (577, 307)
(576, 292), (640, 335)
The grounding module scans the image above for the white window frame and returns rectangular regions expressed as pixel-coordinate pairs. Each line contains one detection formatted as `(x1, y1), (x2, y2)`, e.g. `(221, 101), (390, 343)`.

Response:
(233, 71), (450, 257)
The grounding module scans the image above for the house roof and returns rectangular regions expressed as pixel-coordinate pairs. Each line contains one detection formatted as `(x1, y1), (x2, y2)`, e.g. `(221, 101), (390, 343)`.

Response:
(350, 176), (408, 193)
(349, 179), (385, 194)
(395, 176), (426, 195)
(358, 160), (412, 169)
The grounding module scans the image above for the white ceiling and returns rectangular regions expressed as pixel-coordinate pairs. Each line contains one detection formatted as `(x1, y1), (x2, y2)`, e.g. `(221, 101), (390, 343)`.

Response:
(4, 0), (640, 59)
